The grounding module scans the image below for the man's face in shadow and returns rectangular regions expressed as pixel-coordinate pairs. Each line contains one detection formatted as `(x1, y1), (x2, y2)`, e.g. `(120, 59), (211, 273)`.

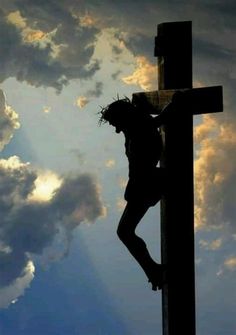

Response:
(109, 120), (123, 133)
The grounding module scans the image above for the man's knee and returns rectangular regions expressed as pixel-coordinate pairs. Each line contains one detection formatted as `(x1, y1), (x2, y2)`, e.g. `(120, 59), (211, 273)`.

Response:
(117, 224), (131, 243)
(117, 225), (125, 241)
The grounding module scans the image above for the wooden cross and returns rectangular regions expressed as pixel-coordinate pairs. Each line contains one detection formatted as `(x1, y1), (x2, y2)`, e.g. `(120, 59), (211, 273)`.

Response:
(132, 21), (223, 335)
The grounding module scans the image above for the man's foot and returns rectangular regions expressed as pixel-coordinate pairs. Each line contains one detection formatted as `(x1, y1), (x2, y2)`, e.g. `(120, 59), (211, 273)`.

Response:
(148, 264), (166, 291)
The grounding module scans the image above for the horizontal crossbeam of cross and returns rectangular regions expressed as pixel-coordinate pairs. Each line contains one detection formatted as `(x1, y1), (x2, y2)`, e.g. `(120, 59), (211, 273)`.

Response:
(132, 86), (223, 115)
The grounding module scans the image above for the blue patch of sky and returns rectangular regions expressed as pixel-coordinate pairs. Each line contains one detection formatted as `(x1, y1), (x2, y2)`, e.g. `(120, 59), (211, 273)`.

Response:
(0, 234), (128, 335)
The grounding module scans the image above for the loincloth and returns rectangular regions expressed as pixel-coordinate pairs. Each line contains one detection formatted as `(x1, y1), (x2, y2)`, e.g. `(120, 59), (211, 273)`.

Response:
(124, 167), (164, 206)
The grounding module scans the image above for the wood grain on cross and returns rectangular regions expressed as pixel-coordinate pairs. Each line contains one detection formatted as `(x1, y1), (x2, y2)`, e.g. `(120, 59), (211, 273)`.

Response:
(132, 21), (223, 335)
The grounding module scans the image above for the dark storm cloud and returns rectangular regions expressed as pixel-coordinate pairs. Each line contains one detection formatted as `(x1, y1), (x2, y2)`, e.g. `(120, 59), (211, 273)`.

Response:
(0, 156), (105, 291)
(52, 174), (104, 223)
(1, 0), (235, 92)
(85, 0), (236, 64)
(198, 0), (236, 27)
(0, 0), (167, 90)
(193, 37), (236, 92)
(194, 38), (235, 63)
(0, 250), (29, 287)
(0, 2), (100, 91)
(118, 33), (154, 59)
(1, 0), (236, 86)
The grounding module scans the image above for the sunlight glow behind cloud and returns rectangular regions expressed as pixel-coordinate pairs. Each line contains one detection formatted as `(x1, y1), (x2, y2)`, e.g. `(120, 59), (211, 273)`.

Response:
(224, 256), (236, 270)
(0, 154), (105, 307)
(7, 10), (60, 54)
(28, 172), (62, 202)
(7, 11), (26, 29)
(122, 56), (157, 91)
(194, 114), (236, 232)
(0, 89), (106, 308)
(78, 13), (97, 28)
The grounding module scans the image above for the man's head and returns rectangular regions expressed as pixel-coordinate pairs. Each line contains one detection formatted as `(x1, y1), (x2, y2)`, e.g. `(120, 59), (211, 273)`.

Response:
(99, 98), (135, 133)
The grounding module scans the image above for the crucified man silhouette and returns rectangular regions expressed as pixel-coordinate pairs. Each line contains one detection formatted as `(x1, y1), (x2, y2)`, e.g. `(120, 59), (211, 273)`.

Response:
(99, 97), (173, 290)
(99, 98), (171, 291)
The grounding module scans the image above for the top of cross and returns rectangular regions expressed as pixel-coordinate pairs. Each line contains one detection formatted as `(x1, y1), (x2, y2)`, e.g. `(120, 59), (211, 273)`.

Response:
(132, 21), (223, 117)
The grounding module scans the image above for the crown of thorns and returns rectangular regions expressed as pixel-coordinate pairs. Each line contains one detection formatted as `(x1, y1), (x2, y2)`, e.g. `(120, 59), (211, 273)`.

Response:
(98, 96), (132, 126)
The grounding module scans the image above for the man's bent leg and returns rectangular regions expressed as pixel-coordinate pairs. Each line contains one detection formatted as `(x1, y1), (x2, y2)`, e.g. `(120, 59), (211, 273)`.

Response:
(117, 202), (160, 283)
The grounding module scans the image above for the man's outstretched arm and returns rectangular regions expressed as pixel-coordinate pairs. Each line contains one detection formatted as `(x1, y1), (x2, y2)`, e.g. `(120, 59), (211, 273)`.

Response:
(153, 91), (187, 127)
(153, 102), (174, 127)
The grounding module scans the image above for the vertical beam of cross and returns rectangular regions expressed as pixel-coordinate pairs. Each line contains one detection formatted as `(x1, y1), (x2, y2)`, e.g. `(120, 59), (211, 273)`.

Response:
(132, 20), (222, 335)
(155, 21), (196, 335)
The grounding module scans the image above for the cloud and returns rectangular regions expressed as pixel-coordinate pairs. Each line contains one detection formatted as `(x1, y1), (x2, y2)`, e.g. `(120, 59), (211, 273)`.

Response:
(218, 255), (236, 277)
(7, 10), (52, 46)
(0, 89), (20, 151)
(75, 82), (103, 108)
(87, 81), (103, 98)
(28, 171), (62, 202)
(199, 238), (222, 250)
(112, 70), (122, 80)
(191, 14), (236, 235)
(75, 96), (90, 109)
(0, 260), (35, 309)
(0, 5), (101, 91)
(71, 1), (163, 60)
(122, 56), (157, 91)
(194, 112), (236, 234)
(0, 87), (107, 307)
(78, 13), (98, 28)
(224, 256), (236, 271)
(52, 173), (106, 224)
(0, 153), (105, 307)
(112, 45), (123, 56)
(0, 0), (235, 95)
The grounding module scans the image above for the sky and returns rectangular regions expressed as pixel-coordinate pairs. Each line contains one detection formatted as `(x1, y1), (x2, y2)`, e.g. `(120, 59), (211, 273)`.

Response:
(0, 0), (235, 334)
